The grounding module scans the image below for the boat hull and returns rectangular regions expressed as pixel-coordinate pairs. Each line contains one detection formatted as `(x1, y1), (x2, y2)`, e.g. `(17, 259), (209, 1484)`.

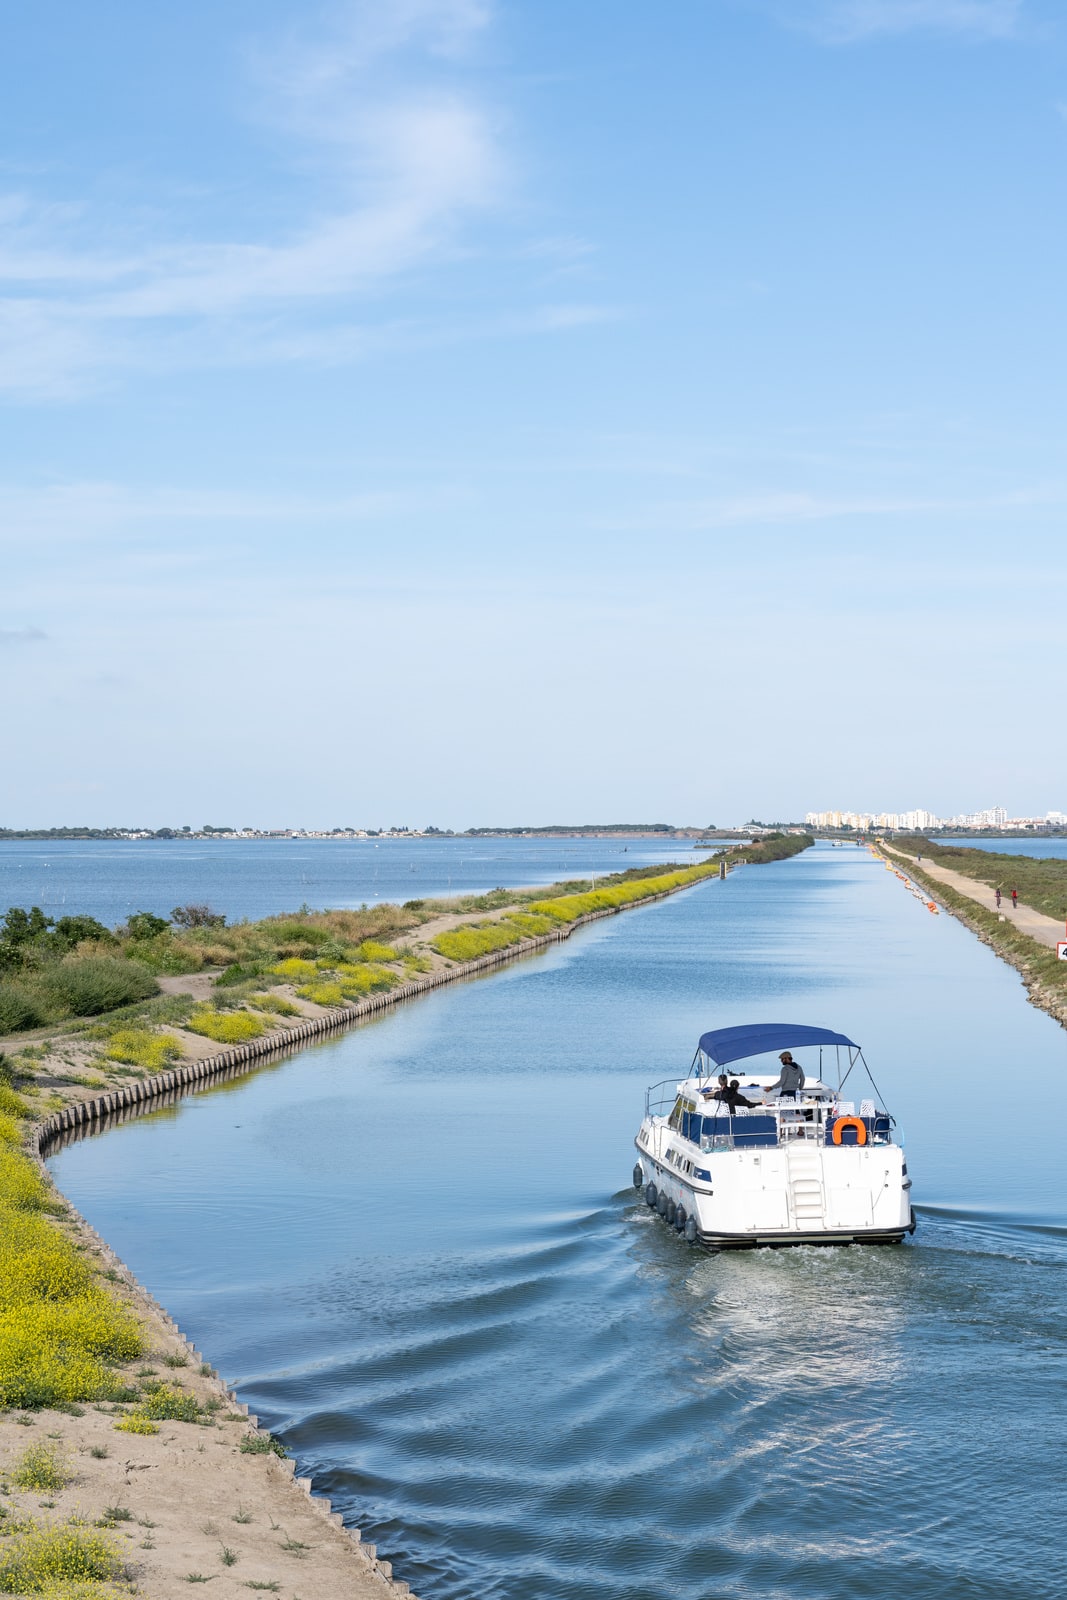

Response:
(634, 1119), (914, 1249)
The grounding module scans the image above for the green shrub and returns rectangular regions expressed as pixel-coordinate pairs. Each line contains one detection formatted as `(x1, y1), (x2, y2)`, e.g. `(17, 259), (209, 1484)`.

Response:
(215, 962), (266, 987)
(269, 958), (317, 982)
(0, 1147), (51, 1211)
(0, 1084), (28, 1118)
(12, 1442), (71, 1492)
(185, 1008), (265, 1045)
(248, 993), (299, 1017)
(239, 1433), (285, 1457)
(295, 982), (345, 1007)
(170, 904), (226, 929)
(0, 984), (45, 1033)
(137, 1381), (201, 1422)
(266, 922), (331, 948)
(113, 1413), (158, 1435)
(40, 958), (158, 1019)
(336, 964), (397, 998)
(0, 1518), (123, 1592)
(354, 940), (397, 962)
(0, 1148), (145, 1407)
(399, 951), (432, 974)
(124, 912), (170, 941)
(119, 932), (201, 976)
(104, 1029), (182, 1071)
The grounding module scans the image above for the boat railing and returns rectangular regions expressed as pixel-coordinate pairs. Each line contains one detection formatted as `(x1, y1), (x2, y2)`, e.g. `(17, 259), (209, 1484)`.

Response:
(645, 1080), (683, 1118)
(644, 1082), (895, 1151)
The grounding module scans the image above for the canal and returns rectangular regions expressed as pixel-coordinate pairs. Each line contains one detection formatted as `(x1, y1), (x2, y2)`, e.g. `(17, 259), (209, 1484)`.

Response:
(48, 844), (1067, 1599)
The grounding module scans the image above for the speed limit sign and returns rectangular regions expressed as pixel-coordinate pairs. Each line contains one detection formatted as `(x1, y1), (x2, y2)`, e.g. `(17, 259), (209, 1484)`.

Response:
(1058, 942), (1067, 962)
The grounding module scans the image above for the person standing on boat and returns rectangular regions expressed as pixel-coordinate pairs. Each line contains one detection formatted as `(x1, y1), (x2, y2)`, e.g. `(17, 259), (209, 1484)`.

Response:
(768, 1051), (805, 1100)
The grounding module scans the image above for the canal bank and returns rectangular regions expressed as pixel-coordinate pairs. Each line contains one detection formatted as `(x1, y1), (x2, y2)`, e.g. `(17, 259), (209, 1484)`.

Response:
(876, 839), (1067, 1032)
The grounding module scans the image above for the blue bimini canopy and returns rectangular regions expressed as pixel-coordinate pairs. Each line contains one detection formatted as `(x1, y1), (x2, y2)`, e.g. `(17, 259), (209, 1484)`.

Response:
(697, 1023), (860, 1067)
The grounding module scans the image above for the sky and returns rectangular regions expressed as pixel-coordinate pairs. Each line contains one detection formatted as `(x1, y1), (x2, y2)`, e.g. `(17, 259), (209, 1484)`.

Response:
(2, 0), (1064, 830)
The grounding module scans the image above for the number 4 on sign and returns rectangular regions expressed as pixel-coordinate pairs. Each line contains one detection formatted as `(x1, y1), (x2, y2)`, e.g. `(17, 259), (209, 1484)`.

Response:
(1058, 942), (1067, 963)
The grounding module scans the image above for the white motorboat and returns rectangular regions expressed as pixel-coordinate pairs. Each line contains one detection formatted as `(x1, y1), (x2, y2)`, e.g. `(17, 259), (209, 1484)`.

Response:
(633, 1023), (915, 1248)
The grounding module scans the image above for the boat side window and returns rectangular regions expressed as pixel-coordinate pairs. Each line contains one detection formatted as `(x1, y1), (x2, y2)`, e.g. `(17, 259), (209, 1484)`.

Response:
(670, 1098), (698, 1137)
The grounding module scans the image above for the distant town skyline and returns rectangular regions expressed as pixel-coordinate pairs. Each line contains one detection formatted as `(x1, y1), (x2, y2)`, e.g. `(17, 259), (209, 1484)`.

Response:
(806, 806), (1067, 832)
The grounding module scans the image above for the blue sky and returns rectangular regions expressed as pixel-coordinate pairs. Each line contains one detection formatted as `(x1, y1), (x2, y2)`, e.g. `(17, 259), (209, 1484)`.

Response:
(2, 0), (1063, 828)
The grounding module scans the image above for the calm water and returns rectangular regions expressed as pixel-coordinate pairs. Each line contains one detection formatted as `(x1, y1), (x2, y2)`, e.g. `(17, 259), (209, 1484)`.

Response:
(930, 836), (1067, 859)
(0, 836), (701, 925)
(49, 846), (1067, 1599)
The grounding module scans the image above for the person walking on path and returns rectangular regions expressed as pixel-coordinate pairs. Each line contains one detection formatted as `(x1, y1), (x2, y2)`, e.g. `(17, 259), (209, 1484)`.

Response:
(995, 887), (1002, 908)
(1012, 888), (1019, 909)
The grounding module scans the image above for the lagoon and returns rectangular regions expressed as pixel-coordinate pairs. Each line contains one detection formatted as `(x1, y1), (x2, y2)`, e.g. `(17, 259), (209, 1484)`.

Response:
(48, 845), (1067, 1599)
(0, 835), (700, 926)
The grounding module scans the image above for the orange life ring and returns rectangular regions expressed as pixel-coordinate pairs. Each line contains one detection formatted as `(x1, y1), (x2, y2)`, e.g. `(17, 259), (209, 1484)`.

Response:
(831, 1115), (867, 1147)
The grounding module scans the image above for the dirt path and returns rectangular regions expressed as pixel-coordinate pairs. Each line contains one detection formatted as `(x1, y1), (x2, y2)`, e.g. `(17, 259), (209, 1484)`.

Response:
(882, 845), (1065, 950)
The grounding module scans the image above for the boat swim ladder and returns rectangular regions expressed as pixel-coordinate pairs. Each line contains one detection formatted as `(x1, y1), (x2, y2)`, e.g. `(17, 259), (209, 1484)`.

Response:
(786, 1139), (825, 1228)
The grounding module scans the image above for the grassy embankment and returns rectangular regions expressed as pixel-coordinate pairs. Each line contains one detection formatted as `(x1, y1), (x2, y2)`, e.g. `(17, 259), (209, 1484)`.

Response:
(0, 1075), (172, 1597)
(884, 837), (1067, 1028)
(733, 832), (814, 865)
(430, 836), (813, 961)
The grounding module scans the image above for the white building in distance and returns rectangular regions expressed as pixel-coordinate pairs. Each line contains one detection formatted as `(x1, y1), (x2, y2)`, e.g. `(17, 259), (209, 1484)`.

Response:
(804, 805), (1064, 832)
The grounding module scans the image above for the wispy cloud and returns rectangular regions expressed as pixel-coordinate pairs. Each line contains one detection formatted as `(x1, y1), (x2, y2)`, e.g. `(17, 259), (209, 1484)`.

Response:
(597, 481), (1065, 533)
(0, 626), (46, 645)
(0, 479), (444, 551)
(790, 0), (1024, 42)
(0, 1), (599, 397)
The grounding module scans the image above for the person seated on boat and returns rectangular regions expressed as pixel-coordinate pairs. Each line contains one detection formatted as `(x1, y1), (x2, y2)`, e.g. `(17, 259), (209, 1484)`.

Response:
(701, 1074), (730, 1101)
(767, 1051), (805, 1100)
(715, 1078), (757, 1115)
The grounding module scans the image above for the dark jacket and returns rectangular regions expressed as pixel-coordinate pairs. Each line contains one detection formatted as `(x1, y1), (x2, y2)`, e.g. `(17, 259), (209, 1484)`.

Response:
(713, 1086), (757, 1113)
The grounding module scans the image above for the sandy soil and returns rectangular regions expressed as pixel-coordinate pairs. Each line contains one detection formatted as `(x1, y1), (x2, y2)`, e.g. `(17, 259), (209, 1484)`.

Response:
(0, 1198), (414, 1599)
